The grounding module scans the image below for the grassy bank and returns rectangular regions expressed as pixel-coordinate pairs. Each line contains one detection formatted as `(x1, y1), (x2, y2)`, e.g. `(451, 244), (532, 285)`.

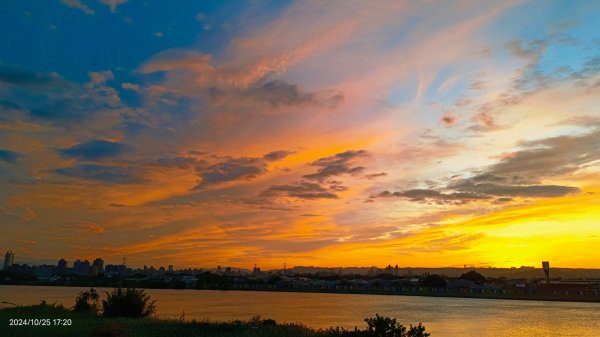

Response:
(0, 304), (429, 337)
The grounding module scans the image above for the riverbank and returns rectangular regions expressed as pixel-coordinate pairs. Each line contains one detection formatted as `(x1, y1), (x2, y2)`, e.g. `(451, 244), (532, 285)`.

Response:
(3, 282), (599, 303)
(0, 304), (429, 337)
(3, 286), (599, 336)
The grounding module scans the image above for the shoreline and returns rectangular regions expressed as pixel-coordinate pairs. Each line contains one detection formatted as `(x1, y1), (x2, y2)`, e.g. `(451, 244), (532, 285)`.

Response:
(2, 283), (599, 304)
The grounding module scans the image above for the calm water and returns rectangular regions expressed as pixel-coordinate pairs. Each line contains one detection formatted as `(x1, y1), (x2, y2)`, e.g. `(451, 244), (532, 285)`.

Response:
(1, 285), (599, 336)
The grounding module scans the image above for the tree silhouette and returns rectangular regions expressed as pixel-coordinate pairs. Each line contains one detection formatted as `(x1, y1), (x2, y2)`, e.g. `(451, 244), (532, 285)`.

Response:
(73, 288), (100, 314)
(102, 287), (156, 318)
(459, 271), (486, 284)
(421, 274), (447, 287)
(362, 314), (430, 337)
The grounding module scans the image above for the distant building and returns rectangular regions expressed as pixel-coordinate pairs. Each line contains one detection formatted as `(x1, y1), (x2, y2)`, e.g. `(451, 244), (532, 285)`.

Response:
(34, 265), (54, 278)
(104, 264), (128, 276)
(168, 265), (174, 272)
(3, 250), (14, 271)
(542, 261), (550, 283)
(56, 258), (68, 275)
(73, 259), (90, 276)
(91, 258), (104, 276)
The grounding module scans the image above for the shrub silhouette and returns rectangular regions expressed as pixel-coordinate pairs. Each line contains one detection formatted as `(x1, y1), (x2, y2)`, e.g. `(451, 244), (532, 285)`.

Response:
(102, 287), (156, 318)
(248, 315), (277, 328)
(365, 314), (406, 337)
(362, 314), (430, 337)
(421, 274), (447, 287)
(459, 270), (486, 284)
(73, 288), (100, 314)
(407, 323), (430, 337)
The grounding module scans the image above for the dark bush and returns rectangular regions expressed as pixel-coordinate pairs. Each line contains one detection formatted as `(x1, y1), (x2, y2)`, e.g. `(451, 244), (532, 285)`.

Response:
(102, 287), (156, 318)
(73, 288), (100, 314)
(459, 270), (486, 284)
(421, 274), (447, 287)
(248, 315), (278, 327)
(362, 314), (430, 337)
(365, 314), (406, 337)
(407, 323), (430, 337)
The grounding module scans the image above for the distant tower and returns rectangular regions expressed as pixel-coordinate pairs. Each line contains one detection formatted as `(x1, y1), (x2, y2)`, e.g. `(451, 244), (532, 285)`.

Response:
(73, 259), (91, 276)
(542, 261), (550, 283)
(56, 258), (68, 275)
(3, 250), (14, 271)
(91, 258), (104, 276)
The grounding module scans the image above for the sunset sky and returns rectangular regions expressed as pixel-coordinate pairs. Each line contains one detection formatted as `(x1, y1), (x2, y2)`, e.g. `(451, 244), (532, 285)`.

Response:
(1, 0), (599, 270)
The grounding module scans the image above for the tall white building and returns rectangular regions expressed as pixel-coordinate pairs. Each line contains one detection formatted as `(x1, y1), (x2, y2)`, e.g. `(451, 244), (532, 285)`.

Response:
(3, 250), (14, 271)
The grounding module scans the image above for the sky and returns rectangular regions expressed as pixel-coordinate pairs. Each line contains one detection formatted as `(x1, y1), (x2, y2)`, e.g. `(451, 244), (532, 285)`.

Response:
(1, 0), (599, 270)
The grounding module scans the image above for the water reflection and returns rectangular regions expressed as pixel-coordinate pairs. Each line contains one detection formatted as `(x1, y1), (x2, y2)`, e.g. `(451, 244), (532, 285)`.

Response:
(1, 285), (598, 336)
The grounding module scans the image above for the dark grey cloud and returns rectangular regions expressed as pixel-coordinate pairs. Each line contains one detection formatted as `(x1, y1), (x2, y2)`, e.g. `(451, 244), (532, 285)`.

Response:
(29, 94), (118, 123)
(54, 164), (145, 184)
(195, 157), (265, 188)
(108, 203), (129, 207)
(0, 66), (121, 126)
(365, 172), (387, 179)
(259, 150), (370, 200)
(0, 149), (22, 163)
(570, 55), (600, 80)
(377, 189), (491, 205)
(60, 140), (128, 161)
(260, 181), (338, 199)
(470, 173), (506, 182)
(548, 115), (600, 128)
(141, 51), (344, 110)
(505, 39), (547, 61)
(448, 181), (579, 198)
(0, 65), (68, 90)
(263, 150), (294, 161)
(373, 130), (597, 203)
(303, 150), (367, 181)
(486, 129), (600, 182)
(206, 79), (344, 110)
(193, 150), (292, 189)
(244, 80), (316, 107)
(155, 156), (198, 169)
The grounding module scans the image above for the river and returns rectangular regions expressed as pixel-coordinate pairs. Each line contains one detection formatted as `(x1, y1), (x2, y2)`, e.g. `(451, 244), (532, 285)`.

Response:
(1, 285), (598, 336)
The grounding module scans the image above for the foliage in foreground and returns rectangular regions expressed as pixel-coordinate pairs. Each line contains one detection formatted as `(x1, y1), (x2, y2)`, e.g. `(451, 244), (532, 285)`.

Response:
(102, 287), (156, 318)
(73, 288), (100, 314)
(1, 304), (430, 337)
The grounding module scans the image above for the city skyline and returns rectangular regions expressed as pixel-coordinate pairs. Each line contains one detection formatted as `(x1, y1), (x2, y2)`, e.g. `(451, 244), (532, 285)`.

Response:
(4, 249), (586, 272)
(1, 1), (599, 269)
